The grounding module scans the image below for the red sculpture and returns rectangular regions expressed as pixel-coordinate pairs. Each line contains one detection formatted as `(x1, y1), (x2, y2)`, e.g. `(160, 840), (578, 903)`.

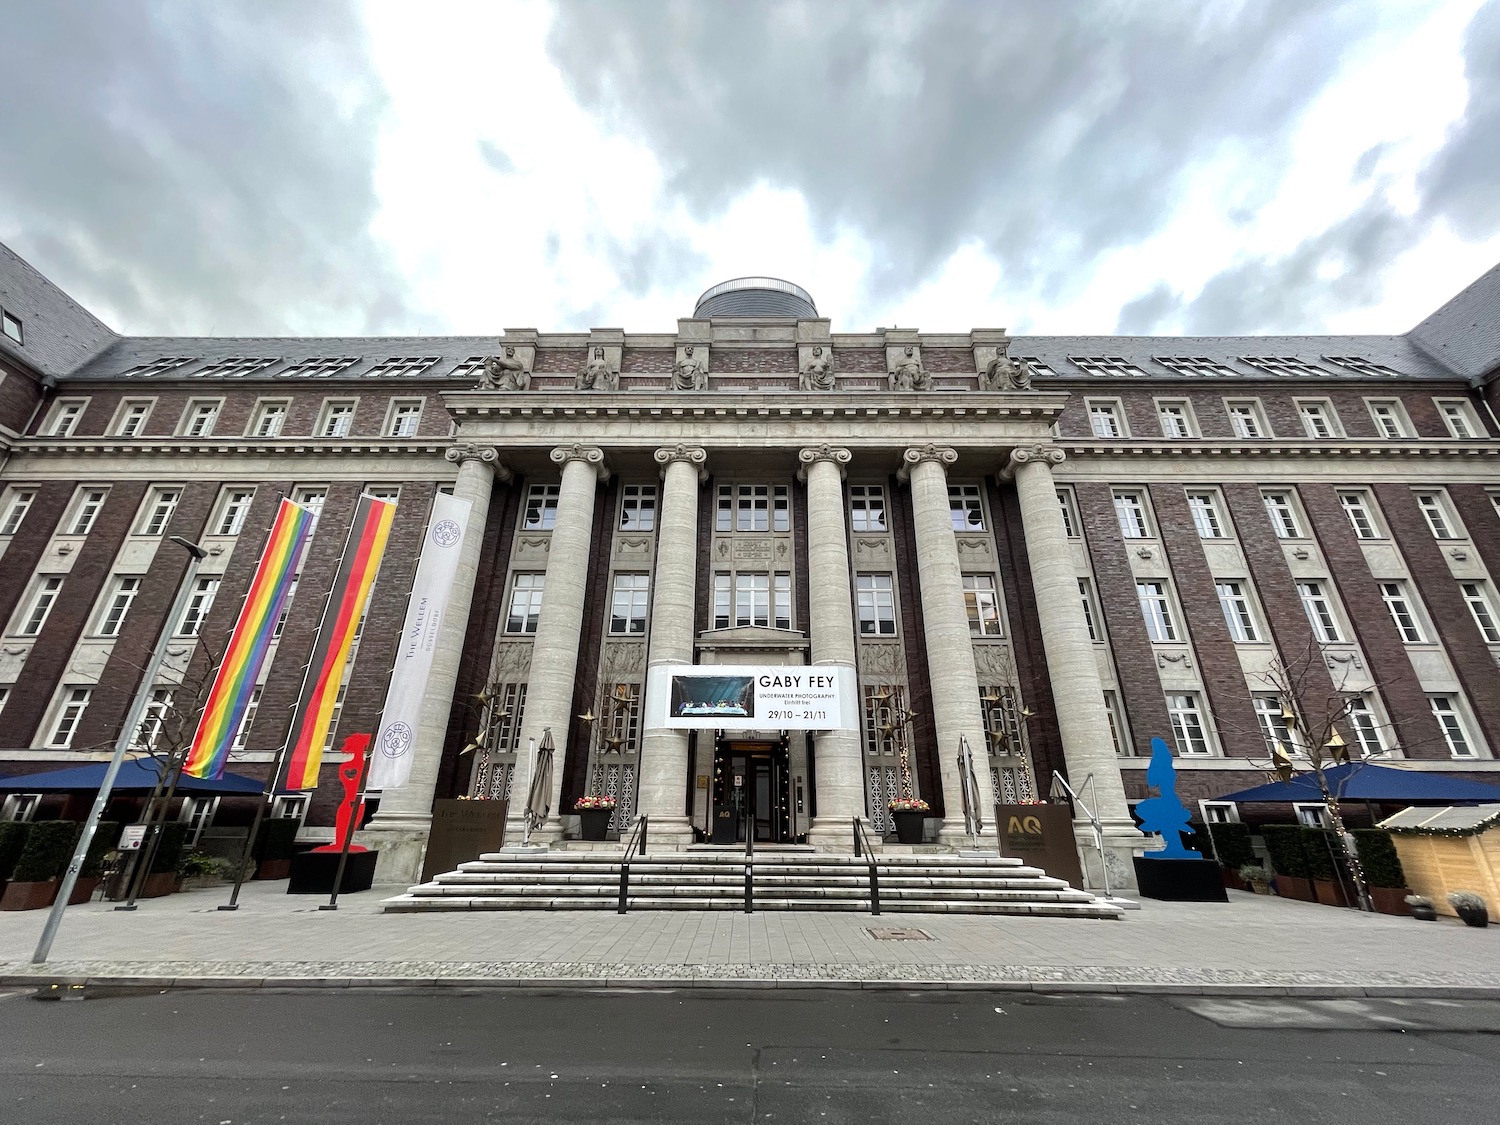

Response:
(311, 733), (371, 854)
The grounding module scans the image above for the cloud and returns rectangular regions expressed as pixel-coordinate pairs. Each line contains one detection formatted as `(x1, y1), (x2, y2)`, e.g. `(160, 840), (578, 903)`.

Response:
(1421, 0), (1500, 238)
(0, 0), (412, 336)
(1114, 283), (1182, 335)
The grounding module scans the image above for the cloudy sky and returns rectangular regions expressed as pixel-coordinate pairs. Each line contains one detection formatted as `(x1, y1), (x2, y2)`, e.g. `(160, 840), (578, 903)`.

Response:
(2, 0), (1497, 339)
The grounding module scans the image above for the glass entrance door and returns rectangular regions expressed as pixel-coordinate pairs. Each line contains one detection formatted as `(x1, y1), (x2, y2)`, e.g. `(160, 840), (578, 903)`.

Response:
(712, 743), (789, 843)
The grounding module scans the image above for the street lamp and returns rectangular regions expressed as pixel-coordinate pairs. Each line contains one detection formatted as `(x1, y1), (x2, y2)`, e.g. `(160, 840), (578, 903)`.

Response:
(32, 535), (208, 964)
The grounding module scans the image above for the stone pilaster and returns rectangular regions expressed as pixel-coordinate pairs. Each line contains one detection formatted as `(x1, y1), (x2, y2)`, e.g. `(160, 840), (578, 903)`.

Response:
(896, 445), (998, 845)
(797, 445), (866, 847)
(365, 444), (510, 883)
(1002, 444), (1141, 888)
(636, 445), (708, 844)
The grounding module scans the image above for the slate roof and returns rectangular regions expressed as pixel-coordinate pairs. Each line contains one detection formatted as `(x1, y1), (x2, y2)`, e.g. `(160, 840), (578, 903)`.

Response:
(0, 242), (117, 380)
(1408, 262), (1500, 380)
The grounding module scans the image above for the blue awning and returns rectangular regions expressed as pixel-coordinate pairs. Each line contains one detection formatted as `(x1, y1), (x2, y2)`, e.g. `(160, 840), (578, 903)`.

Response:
(0, 758), (267, 795)
(1215, 761), (1500, 804)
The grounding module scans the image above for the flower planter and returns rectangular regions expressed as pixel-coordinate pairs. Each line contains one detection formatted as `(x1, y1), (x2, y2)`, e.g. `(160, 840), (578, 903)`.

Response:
(68, 876), (100, 905)
(255, 859), (291, 881)
(578, 809), (612, 842)
(179, 875), (224, 892)
(139, 872), (178, 899)
(1220, 868), (1247, 891)
(1312, 877), (1350, 907)
(1274, 875), (1315, 902)
(1368, 886), (1410, 916)
(1, 879), (59, 911)
(891, 811), (926, 845)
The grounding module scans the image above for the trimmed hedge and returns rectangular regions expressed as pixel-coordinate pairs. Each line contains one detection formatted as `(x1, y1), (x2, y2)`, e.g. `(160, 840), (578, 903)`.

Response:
(11, 820), (81, 882)
(1261, 824), (1309, 878)
(1352, 829), (1406, 889)
(252, 817), (300, 862)
(1208, 823), (1255, 870)
(148, 822), (191, 875)
(1301, 827), (1338, 881)
(80, 821), (123, 879)
(0, 821), (33, 881)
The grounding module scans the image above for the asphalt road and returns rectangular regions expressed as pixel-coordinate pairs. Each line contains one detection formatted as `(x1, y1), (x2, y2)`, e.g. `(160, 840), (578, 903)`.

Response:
(2, 986), (1497, 1124)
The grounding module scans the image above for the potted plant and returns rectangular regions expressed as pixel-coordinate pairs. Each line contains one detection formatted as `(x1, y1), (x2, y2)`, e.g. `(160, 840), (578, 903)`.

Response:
(1352, 829), (1410, 915)
(141, 821), (190, 898)
(70, 821), (121, 905)
(1405, 894), (1437, 921)
(1208, 822), (1255, 889)
(252, 817), (300, 880)
(0, 820), (80, 910)
(888, 798), (930, 845)
(177, 849), (227, 891)
(1239, 862), (1273, 894)
(1262, 824), (1313, 901)
(0, 821), (34, 902)
(574, 795), (616, 841)
(1447, 890), (1490, 928)
(1301, 826), (1350, 907)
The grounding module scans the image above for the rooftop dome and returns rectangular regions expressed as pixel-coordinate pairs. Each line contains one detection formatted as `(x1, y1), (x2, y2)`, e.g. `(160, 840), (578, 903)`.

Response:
(693, 277), (818, 319)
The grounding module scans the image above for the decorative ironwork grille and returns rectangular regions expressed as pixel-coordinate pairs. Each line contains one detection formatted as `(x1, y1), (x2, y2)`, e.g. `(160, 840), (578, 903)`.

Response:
(468, 683), (526, 798)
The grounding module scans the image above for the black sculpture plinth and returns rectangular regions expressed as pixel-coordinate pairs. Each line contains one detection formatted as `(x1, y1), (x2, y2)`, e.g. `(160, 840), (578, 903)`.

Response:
(1132, 856), (1228, 902)
(287, 849), (378, 895)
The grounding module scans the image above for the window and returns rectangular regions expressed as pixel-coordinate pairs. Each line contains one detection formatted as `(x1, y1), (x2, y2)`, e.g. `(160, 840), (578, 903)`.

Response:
(182, 399), (220, 437)
(1295, 804), (1330, 828)
(386, 400), (423, 437)
(67, 488), (108, 535)
(1015, 357), (1062, 378)
(47, 688), (91, 748)
(1436, 399), (1481, 439)
(250, 401), (288, 437)
(713, 571), (793, 630)
(213, 489), (253, 537)
(1345, 695), (1387, 758)
(176, 578), (219, 637)
(1, 489), (35, 535)
(1429, 696), (1476, 757)
(610, 573), (649, 634)
(1137, 581), (1178, 642)
(131, 687), (173, 751)
(1461, 582), (1500, 644)
(365, 485), (401, 504)
(1071, 356), (1151, 377)
(114, 400), (153, 437)
(139, 487), (181, 536)
(1103, 690), (1129, 755)
(716, 484), (791, 533)
(505, 573), (545, 634)
(1239, 356), (1330, 378)
(1253, 696), (1296, 754)
(1157, 400), (1196, 438)
(620, 485), (656, 531)
(1216, 581), (1260, 642)
(849, 485), (886, 532)
(1087, 400), (1125, 438)
(447, 357), (488, 379)
(1056, 489), (1079, 537)
(280, 356), (359, 378)
(1167, 694), (1211, 755)
(45, 399), (86, 436)
(948, 485), (985, 531)
(0, 686), (7, 718)
(273, 578), (297, 639)
(2, 310), (22, 344)
(292, 486), (326, 526)
(523, 485), (559, 530)
(854, 573), (897, 636)
(1323, 356), (1402, 378)
(1296, 400), (1340, 438)
(1225, 400), (1268, 438)
(1338, 490), (1380, 539)
(19, 577), (63, 636)
(1155, 357), (1239, 377)
(963, 574), (1003, 636)
(97, 577), (142, 637)
(1261, 490), (1303, 538)
(1366, 399), (1411, 438)
(196, 356), (279, 377)
(1185, 491), (1225, 539)
(117, 357), (195, 378)
(1297, 581), (1343, 643)
(1415, 492), (1458, 540)
(1078, 578), (1102, 642)
(1112, 490), (1151, 538)
(318, 400), (356, 438)
(1201, 802), (1238, 824)
(231, 688), (262, 752)
(365, 356), (440, 378)
(1380, 581), (1425, 643)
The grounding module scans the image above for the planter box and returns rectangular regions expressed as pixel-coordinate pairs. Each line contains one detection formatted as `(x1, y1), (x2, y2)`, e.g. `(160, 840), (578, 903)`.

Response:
(578, 809), (612, 841)
(1221, 868), (1247, 891)
(255, 859), (291, 881)
(1369, 886), (1410, 916)
(1275, 875), (1315, 902)
(1313, 877), (1351, 907)
(68, 876), (100, 905)
(0, 879), (59, 911)
(179, 875), (224, 892)
(288, 849), (378, 895)
(891, 811), (926, 845)
(1132, 856), (1229, 902)
(139, 872), (179, 899)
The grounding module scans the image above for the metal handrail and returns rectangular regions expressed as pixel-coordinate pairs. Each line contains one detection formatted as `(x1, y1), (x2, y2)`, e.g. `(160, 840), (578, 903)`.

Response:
(743, 818), (754, 914)
(852, 817), (882, 916)
(616, 815), (648, 915)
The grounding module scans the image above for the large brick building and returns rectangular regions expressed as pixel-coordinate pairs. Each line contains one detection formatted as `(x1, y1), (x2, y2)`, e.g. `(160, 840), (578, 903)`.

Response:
(2, 245), (1497, 886)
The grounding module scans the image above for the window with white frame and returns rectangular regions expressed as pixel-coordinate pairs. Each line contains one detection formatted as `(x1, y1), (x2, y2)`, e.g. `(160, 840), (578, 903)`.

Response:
(44, 399), (87, 436)
(1461, 582), (1500, 644)
(280, 356), (359, 378)
(1296, 581), (1343, 643)
(1201, 802), (1238, 824)
(18, 576), (64, 636)
(1322, 356), (1401, 377)
(1157, 400), (1196, 438)
(131, 687), (174, 751)
(1338, 490), (1380, 539)
(1, 793), (41, 823)
(97, 576), (142, 637)
(365, 356), (440, 378)
(212, 489), (254, 537)
(0, 685), (8, 718)
(1216, 581), (1261, 642)
(1185, 490), (1226, 538)
(1380, 581), (1426, 643)
(1240, 356), (1330, 378)
(320, 681), (350, 752)
(250, 401), (288, 438)
(47, 687), (92, 748)
(620, 484), (656, 531)
(1429, 695), (1476, 757)
(1167, 693), (1212, 755)
(386, 399), (423, 437)
(318, 400), (356, 438)
(1366, 399), (1412, 438)
(114, 400), (153, 437)
(504, 572), (545, 634)
(1225, 400), (1268, 438)
(1056, 488), (1079, 537)
(176, 577), (219, 637)
(963, 574), (1003, 636)
(849, 485), (886, 532)
(365, 485), (401, 504)
(1079, 578), (1102, 642)
(1435, 399), (1481, 439)
(138, 487), (181, 536)
(66, 488), (108, 535)
(1087, 400), (1125, 438)
(1155, 357), (1239, 377)
(1415, 491), (1459, 540)
(609, 573), (649, 634)
(272, 577), (298, 639)
(2, 310), (22, 345)
(1253, 695), (1296, 754)
(716, 484), (792, 533)
(948, 485), (985, 531)
(715, 571), (792, 630)
(230, 688), (262, 752)
(1345, 695), (1388, 757)
(1103, 690), (1130, 755)
(1137, 581), (1179, 642)
(293, 487), (327, 526)
(854, 573), (897, 636)
(117, 357), (195, 378)
(446, 357), (487, 380)
(1112, 489), (1152, 538)
(1296, 400), (1341, 438)
(523, 485), (559, 530)
(1261, 490), (1303, 538)
(182, 399), (220, 437)
(0, 489), (35, 536)
(1492, 491), (1500, 520)
(1071, 356), (1151, 377)
(196, 356), (279, 377)
(1295, 804), (1330, 828)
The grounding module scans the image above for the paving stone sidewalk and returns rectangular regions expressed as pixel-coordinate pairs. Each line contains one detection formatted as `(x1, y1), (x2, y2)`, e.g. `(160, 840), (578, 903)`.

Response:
(2, 881), (1496, 996)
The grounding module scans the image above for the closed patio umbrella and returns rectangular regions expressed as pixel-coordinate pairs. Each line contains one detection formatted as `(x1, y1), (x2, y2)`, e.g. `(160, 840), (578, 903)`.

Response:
(958, 734), (983, 843)
(523, 728), (555, 846)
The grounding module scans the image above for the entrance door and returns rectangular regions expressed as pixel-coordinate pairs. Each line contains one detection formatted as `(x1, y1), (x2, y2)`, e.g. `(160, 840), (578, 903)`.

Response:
(712, 742), (789, 844)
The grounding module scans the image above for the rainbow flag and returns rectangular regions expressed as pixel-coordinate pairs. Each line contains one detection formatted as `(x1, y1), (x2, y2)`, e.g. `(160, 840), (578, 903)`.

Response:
(282, 494), (398, 791)
(183, 498), (314, 779)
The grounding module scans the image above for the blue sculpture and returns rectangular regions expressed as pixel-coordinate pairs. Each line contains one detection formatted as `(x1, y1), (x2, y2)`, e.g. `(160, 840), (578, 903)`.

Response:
(1135, 736), (1201, 859)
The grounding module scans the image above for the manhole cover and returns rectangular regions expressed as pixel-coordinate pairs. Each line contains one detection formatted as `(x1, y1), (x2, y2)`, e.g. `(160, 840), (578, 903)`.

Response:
(866, 927), (932, 941)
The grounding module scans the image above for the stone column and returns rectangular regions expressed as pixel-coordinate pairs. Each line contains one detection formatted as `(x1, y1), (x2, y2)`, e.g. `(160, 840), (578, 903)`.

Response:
(1002, 444), (1142, 888)
(896, 445), (998, 846)
(797, 445), (866, 849)
(365, 443), (510, 883)
(635, 445), (708, 845)
(507, 443), (610, 842)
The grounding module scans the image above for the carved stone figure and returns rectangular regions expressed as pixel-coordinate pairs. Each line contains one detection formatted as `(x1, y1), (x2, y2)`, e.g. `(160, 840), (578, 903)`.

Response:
(672, 345), (709, 391)
(888, 346), (931, 391)
(480, 345), (531, 391)
(980, 346), (1034, 391)
(578, 346), (619, 391)
(799, 345), (836, 391)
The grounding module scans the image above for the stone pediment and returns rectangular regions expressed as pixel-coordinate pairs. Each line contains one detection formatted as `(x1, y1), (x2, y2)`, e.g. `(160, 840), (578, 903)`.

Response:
(696, 625), (809, 663)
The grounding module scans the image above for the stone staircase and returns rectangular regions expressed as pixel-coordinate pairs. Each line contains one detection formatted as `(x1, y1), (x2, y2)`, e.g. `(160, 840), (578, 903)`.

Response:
(381, 850), (1124, 918)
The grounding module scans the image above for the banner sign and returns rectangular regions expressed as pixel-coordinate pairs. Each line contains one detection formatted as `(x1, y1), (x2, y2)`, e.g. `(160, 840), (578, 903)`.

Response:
(368, 492), (473, 790)
(644, 665), (856, 731)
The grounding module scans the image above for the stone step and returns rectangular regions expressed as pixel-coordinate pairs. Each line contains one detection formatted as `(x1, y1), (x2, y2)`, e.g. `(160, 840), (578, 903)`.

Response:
(382, 894), (1124, 918)
(406, 881), (1096, 903)
(473, 852), (1028, 868)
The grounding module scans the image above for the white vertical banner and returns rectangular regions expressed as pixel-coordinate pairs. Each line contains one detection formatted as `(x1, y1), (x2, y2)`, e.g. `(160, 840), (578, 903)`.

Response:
(368, 492), (472, 789)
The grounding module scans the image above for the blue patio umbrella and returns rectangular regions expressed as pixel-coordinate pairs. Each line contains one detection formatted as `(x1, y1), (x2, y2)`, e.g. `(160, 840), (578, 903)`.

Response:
(0, 758), (268, 795)
(1215, 762), (1500, 804)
